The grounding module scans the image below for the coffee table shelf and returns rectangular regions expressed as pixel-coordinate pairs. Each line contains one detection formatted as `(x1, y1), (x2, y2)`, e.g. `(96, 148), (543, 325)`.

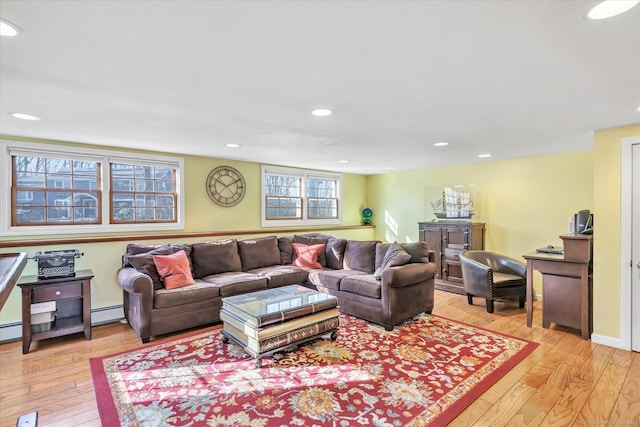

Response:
(221, 328), (338, 368)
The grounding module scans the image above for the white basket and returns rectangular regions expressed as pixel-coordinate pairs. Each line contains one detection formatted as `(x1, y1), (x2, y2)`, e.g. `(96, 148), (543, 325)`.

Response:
(31, 311), (56, 333)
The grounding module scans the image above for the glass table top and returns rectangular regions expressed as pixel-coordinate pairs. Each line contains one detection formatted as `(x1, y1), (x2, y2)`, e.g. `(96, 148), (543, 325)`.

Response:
(221, 285), (337, 319)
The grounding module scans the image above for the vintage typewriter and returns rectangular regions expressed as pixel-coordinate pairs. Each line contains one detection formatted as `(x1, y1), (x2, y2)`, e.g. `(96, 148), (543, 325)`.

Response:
(31, 249), (84, 279)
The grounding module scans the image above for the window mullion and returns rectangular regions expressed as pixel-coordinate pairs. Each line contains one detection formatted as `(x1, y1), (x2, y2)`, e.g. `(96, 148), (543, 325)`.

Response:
(301, 175), (307, 221)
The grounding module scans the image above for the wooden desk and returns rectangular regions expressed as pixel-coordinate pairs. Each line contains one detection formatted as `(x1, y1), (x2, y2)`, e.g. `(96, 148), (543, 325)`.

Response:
(523, 235), (592, 340)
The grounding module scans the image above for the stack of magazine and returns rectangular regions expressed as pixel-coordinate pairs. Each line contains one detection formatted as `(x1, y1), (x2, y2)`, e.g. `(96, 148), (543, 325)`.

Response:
(220, 294), (339, 355)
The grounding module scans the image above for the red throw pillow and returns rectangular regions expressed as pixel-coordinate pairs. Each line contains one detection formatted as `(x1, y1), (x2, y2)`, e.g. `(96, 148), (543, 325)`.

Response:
(292, 243), (324, 269)
(152, 250), (195, 290)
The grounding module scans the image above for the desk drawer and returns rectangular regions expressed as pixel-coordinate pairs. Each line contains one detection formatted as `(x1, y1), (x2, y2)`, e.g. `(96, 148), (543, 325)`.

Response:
(32, 283), (82, 303)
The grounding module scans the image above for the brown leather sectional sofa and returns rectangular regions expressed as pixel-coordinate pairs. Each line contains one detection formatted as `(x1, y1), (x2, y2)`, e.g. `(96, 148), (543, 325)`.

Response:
(117, 234), (436, 343)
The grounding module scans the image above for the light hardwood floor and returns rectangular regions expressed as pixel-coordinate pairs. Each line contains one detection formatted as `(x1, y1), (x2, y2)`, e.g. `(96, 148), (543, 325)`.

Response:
(1, 290), (638, 426)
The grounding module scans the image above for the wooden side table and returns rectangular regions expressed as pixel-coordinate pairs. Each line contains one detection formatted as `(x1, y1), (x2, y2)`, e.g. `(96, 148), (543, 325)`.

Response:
(18, 269), (93, 354)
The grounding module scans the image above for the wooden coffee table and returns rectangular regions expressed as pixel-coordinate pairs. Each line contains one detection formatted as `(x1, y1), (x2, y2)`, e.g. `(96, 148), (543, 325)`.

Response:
(220, 285), (340, 367)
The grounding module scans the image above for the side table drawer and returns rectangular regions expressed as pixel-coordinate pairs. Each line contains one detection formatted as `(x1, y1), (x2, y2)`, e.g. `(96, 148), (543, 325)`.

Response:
(32, 283), (82, 302)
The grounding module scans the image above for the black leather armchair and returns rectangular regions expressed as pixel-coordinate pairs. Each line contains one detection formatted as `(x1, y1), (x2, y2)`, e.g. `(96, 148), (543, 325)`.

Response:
(459, 250), (526, 313)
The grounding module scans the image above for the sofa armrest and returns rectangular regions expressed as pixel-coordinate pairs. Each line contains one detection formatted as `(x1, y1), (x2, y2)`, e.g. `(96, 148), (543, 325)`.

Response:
(117, 267), (154, 296)
(382, 262), (436, 288)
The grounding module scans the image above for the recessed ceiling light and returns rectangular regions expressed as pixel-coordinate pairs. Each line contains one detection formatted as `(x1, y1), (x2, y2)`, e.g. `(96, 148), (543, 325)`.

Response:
(312, 108), (333, 117)
(0, 19), (20, 37)
(386, 166), (396, 170)
(434, 142), (449, 147)
(587, 0), (639, 19)
(10, 112), (41, 121)
(478, 153), (492, 158)
(225, 143), (241, 148)
(338, 160), (349, 163)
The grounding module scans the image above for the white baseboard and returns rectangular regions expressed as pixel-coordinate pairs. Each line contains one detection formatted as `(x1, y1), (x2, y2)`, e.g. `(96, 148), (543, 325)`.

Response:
(0, 305), (125, 344)
(591, 333), (627, 350)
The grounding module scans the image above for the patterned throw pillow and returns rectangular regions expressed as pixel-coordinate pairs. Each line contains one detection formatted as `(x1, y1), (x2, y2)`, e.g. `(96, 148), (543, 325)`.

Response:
(293, 235), (328, 266)
(292, 243), (325, 269)
(152, 250), (196, 290)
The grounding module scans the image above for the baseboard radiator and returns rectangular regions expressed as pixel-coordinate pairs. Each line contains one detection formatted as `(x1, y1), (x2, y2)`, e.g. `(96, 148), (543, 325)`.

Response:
(0, 305), (125, 344)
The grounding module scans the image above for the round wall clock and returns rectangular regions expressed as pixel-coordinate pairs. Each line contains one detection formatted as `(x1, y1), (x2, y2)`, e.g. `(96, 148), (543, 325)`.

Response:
(206, 166), (246, 207)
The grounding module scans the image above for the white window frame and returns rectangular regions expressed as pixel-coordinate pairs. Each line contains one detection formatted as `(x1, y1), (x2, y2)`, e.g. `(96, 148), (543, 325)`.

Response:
(1, 139), (185, 236)
(261, 165), (342, 227)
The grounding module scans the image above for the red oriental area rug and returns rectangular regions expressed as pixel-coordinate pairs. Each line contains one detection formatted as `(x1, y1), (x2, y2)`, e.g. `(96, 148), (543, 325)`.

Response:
(90, 314), (538, 426)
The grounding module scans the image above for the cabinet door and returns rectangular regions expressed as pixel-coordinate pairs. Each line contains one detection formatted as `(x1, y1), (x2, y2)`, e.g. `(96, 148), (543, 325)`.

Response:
(441, 226), (470, 282)
(419, 224), (443, 279)
(442, 226), (471, 251)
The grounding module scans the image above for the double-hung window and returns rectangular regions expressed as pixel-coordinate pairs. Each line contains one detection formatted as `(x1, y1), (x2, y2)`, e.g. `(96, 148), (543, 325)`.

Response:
(110, 163), (177, 223)
(1, 139), (184, 236)
(12, 154), (102, 226)
(261, 165), (342, 226)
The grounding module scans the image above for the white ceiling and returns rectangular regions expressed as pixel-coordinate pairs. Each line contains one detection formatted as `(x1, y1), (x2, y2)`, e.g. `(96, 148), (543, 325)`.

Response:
(0, 0), (639, 175)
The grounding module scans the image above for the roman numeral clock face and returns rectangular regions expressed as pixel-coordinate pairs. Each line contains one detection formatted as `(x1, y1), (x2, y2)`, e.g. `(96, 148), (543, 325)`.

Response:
(206, 166), (246, 207)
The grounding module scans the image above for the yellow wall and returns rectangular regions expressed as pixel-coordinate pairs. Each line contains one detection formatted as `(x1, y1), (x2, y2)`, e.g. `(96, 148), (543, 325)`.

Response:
(0, 137), (372, 324)
(366, 151), (594, 299)
(592, 124), (640, 339)
(367, 123), (640, 342)
(4, 124), (640, 343)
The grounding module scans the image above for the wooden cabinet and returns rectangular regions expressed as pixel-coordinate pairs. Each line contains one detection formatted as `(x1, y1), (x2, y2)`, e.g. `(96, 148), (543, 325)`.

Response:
(18, 269), (93, 354)
(419, 221), (485, 294)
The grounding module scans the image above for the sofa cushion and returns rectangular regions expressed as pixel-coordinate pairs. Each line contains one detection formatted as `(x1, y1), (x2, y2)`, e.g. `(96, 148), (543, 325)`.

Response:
(492, 272), (525, 287)
(128, 246), (174, 290)
(375, 242), (392, 269)
(170, 243), (193, 271)
(123, 243), (167, 268)
(400, 241), (430, 263)
(307, 269), (368, 291)
(199, 272), (267, 297)
(325, 237), (347, 270)
(374, 243), (411, 280)
(191, 239), (242, 279)
(292, 243), (324, 269)
(343, 240), (379, 273)
(153, 279), (221, 309)
(293, 235), (328, 266)
(152, 250), (195, 290)
(340, 275), (382, 299)
(249, 265), (309, 288)
(278, 236), (294, 265)
(238, 236), (281, 271)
